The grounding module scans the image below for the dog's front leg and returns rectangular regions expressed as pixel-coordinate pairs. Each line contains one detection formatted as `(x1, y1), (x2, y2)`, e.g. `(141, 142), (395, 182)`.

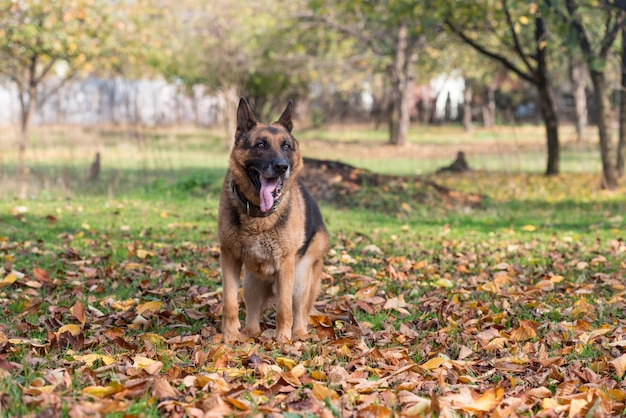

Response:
(221, 249), (243, 343)
(275, 255), (296, 343)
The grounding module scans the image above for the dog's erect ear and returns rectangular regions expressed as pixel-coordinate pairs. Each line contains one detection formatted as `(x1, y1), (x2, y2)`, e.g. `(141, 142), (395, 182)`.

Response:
(276, 100), (294, 133)
(236, 97), (257, 140)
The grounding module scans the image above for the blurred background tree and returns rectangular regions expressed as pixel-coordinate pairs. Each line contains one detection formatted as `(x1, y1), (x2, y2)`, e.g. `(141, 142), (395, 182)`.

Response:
(1, 0), (626, 188)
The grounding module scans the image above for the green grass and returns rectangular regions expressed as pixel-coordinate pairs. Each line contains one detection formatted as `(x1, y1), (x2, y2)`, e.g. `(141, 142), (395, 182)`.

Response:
(0, 123), (625, 415)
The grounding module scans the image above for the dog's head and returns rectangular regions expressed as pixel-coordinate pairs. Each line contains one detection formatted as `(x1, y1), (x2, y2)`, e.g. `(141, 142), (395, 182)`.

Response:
(229, 97), (303, 213)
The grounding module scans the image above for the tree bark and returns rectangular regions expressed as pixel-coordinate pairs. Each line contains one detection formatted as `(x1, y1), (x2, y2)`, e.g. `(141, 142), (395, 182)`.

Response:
(482, 83), (496, 128)
(565, 0), (622, 188)
(590, 71), (619, 188)
(534, 15), (560, 176)
(446, 12), (560, 175)
(537, 83), (560, 175)
(17, 55), (39, 183)
(570, 57), (588, 143)
(462, 78), (473, 133)
(388, 24), (415, 146)
(618, 26), (626, 177)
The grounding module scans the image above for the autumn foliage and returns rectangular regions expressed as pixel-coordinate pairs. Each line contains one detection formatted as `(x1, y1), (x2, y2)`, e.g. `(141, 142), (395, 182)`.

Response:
(1, 168), (626, 416)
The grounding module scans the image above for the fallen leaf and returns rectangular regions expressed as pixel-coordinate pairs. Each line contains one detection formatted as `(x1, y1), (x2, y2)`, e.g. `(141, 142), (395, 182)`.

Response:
(136, 301), (162, 315)
(71, 301), (86, 325)
(421, 356), (446, 370)
(610, 354), (626, 379)
(311, 382), (339, 402)
(57, 324), (82, 336)
(152, 377), (180, 400)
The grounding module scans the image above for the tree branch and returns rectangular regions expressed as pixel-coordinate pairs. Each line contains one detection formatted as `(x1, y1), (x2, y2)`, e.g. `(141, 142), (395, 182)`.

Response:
(445, 19), (536, 85)
(502, 0), (536, 75)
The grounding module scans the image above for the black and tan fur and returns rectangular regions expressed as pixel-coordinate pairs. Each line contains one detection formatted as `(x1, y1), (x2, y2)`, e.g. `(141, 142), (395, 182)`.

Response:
(218, 98), (329, 343)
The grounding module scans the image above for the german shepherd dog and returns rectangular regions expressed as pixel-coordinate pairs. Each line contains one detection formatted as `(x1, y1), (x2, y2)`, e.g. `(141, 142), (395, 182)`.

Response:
(218, 98), (329, 343)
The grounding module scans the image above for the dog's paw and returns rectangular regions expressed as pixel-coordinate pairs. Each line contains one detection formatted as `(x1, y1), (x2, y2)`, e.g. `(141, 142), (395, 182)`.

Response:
(275, 329), (292, 344)
(292, 327), (308, 339)
(240, 326), (262, 339)
(223, 332), (248, 344)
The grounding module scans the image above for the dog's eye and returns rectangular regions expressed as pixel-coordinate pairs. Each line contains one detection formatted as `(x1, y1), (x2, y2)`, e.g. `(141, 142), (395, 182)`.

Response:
(282, 142), (291, 151)
(256, 141), (266, 149)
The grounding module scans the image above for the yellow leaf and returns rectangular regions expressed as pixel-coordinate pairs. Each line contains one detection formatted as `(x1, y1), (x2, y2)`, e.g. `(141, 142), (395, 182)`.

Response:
(276, 357), (297, 370)
(133, 355), (156, 368)
(57, 324), (82, 336)
(141, 333), (166, 344)
(611, 353), (626, 378)
(434, 278), (454, 288)
(311, 370), (327, 381)
(519, 15), (529, 24)
(83, 382), (124, 397)
(0, 273), (17, 288)
(521, 224), (537, 232)
(73, 353), (116, 366)
(609, 389), (626, 401)
(421, 357), (446, 370)
(311, 382), (339, 401)
(290, 363), (306, 378)
(550, 275), (564, 283)
(136, 301), (162, 315)
(136, 249), (154, 259)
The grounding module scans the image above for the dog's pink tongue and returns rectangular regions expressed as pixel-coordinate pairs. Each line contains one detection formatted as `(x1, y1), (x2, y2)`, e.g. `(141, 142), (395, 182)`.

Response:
(260, 177), (279, 212)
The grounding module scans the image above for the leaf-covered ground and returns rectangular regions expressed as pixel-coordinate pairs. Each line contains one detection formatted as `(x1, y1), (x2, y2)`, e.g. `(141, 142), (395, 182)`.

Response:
(1, 166), (626, 417)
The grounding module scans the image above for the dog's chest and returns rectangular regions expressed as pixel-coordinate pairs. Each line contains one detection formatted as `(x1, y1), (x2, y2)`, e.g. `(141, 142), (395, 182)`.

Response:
(239, 229), (302, 278)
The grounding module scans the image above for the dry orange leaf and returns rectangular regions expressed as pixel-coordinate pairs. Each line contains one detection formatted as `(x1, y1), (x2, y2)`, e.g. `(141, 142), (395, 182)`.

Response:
(510, 320), (538, 342)
(447, 387), (503, 413)
(355, 284), (378, 299)
(71, 301), (86, 325)
(33, 267), (53, 283)
(136, 301), (162, 315)
(610, 354), (626, 379)
(421, 357), (446, 370)
(152, 377), (180, 400)
(359, 404), (392, 418)
(311, 382), (339, 402)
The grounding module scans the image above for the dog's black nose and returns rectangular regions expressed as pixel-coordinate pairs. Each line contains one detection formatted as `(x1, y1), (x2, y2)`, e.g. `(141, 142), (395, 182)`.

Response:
(273, 161), (289, 175)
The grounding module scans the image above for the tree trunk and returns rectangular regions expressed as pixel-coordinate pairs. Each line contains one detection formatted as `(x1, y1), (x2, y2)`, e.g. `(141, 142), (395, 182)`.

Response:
(482, 83), (496, 128)
(570, 57), (588, 143)
(618, 26), (626, 177)
(537, 84), (560, 175)
(535, 15), (560, 176)
(388, 23), (414, 146)
(221, 86), (239, 148)
(462, 78), (473, 133)
(590, 70), (619, 189)
(18, 86), (37, 178)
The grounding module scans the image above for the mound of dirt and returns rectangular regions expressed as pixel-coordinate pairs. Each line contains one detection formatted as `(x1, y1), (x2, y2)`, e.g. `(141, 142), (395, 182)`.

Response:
(301, 157), (483, 210)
